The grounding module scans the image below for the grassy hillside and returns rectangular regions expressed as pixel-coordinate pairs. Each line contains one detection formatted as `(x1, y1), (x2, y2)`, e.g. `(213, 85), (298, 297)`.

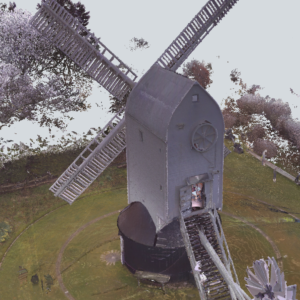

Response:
(222, 139), (300, 290)
(0, 138), (299, 300)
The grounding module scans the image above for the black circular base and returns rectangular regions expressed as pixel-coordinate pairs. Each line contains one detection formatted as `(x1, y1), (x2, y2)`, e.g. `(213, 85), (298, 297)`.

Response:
(117, 202), (192, 282)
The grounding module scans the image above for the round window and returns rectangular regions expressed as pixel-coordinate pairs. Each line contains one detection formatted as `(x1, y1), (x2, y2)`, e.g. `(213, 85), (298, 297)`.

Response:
(192, 123), (218, 152)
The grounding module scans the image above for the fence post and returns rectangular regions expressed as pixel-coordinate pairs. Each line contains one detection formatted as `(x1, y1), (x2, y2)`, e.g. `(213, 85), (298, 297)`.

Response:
(262, 149), (267, 166)
(273, 167), (277, 182)
(295, 173), (300, 185)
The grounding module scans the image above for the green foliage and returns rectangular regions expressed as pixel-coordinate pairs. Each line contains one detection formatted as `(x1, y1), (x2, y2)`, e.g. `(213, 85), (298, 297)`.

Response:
(44, 274), (54, 293)
(0, 144), (88, 185)
(0, 127), (104, 186)
(0, 221), (12, 242)
(44, 274), (53, 287)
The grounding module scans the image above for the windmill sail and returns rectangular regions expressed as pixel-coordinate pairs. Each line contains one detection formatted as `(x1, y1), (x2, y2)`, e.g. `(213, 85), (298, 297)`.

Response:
(49, 109), (126, 204)
(155, 0), (239, 72)
(29, 0), (137, 100)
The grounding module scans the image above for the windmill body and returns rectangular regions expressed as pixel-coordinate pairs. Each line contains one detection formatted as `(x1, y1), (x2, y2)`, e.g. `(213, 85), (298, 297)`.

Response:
(125, 64), (225, 231)
(117, 63), (228, 285)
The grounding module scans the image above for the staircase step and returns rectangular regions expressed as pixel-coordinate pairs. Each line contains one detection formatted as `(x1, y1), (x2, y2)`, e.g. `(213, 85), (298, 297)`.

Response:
(194, 246), (221, 255)
(208, 283), (229, 293)
(185, 214), (210, 222)
(205, 274), (223, 287)
(194, 251), (219, 260)
(201, 262), (218, 271)
(207, 291), (231, 300)
(186, 225), (213, 231)
(214, 297), (231, 300)
(206, 282), (228, 293)
(204, 268), (219, 277)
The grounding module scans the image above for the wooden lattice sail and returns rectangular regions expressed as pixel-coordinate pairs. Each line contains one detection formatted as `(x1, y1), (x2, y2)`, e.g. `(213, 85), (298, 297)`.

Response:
(154, 0), (239, 71)
(29, 0), (137, 101)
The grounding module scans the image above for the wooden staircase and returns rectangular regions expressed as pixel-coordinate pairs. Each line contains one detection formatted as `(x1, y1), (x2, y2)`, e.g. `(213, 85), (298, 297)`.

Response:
(179, 185), (252, 300)
(181, 212), (232, 300)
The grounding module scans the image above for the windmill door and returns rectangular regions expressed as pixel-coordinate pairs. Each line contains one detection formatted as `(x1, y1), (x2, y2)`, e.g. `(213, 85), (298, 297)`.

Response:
(179, 182), (208, 218)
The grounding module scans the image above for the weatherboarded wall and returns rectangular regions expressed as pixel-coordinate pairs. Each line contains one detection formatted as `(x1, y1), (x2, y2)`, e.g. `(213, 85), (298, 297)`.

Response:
(126, 114), (167, 229)
(167, 84), (225, 221)
(126, 64), (225, 231)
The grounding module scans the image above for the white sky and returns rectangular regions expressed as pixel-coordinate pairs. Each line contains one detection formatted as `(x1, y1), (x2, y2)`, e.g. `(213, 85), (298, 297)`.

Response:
(1, 0), (300, 157)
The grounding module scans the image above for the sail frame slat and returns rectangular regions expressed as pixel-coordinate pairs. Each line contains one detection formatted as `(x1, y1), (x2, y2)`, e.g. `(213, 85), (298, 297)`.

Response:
(154, 0), (240, 72)
(29, 0), (137, 100)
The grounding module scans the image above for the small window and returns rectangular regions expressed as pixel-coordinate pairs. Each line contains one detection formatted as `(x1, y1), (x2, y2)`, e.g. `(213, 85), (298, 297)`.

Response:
(176, 123), (185, 129)
(192, 95), (198, 102)
(160, 185), (162, 191)
(139, 130), (143, 142)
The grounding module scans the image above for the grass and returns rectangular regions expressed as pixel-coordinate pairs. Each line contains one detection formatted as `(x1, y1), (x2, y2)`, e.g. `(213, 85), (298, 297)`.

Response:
(0, 185), (127, 300)
(0, 138), (299, 299)
(223, 138), (300, 213)
(219, 214), (276, 285)
(222, 139), (300, 291)
(0, 155), (126, 261)
(0, 145), (88, 185)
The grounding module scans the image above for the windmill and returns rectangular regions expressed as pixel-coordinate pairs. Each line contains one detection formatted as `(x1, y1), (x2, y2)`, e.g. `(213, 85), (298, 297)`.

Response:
(29, 0), (250, 299)
(244, 257), (297, 300)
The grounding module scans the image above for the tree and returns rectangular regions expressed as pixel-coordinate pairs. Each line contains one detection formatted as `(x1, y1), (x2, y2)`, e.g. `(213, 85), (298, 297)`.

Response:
(182, 59), (213, 90)
(222, 68), (300, 176)
(0, 2), (16, 12)
(222, 68), (263, 129)
(129, 37), (150, 51)
(0, 0), (124, 167)
(36, 0), (91, 27)
(0, 0), (98, 132)
(108, 90), (129, 115)
(290, 88), (300, 98)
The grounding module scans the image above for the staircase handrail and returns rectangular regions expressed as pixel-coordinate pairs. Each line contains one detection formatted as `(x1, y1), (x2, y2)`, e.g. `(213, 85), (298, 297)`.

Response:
(198, 227), (252, 300)
(208, 202), (240, 286)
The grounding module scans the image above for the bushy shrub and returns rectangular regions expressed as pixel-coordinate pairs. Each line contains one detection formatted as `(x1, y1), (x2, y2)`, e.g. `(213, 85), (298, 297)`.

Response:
(223, 111), (251, 129)
(253, 139), (278, 158)
(237, 94), (265, 115)
(246, 125), (266, 143)
(0, 221), (12, 243)
(237, 114), (252, 126)
(264, 98), (292, 129)
(223, 113), (237, 129)
(275, 117), (300, 150)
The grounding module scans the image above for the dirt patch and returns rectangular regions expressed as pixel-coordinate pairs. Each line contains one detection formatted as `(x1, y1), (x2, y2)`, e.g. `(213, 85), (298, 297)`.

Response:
(100, 250), (121, 266)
